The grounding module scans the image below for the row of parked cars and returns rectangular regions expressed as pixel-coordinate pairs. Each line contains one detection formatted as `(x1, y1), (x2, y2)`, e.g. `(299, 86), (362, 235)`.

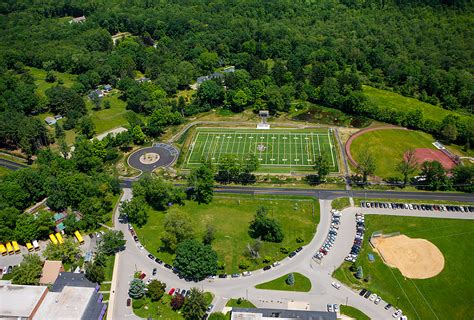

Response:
(359, 288), (406, 319)
(361, 201), (474, 213)
(345, 213), (365, 263)
(314, 209), (341, 261)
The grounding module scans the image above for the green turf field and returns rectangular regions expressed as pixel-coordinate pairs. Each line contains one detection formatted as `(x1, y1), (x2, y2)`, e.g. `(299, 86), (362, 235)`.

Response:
(333, 215), (474, 320)
(350, 129), (435, 177)
(255, 272), (312, 292)
(185, 128), (339, 173)
(135, 194), (318, 274)
(363, 85), (472, 123)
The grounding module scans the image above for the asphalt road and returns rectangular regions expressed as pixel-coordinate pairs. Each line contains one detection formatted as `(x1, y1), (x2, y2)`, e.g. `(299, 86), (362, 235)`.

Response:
(0, 158), (27, 170)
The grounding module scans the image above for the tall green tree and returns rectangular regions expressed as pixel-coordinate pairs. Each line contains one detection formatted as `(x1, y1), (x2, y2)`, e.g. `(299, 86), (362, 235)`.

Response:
(420, 161), (448, 190)
(85, 261), (105, 284)
(120, 197), (150, 227)
(182, 288), (208, 320)
(43, 238), (80, 264)
(248, 206), (284, 242)
(314, 153), (330, 181)
(11, 254), (43, 285)
(173, 239), (218, 281)
(187, 164), (215, 204)
(356, 152), (376, 183)
(146, 279), (166, 301)
(161, 211), (194, 251)
(128, 278), (146, 299)
(396, 149), (418, 187)
(97, 230), (126, 255)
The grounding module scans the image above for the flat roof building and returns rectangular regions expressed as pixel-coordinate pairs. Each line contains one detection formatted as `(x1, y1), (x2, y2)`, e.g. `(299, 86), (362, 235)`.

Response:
(39, 260), (64, 285)
(0, 283), (48, 319)
(230, 308), (337, 320)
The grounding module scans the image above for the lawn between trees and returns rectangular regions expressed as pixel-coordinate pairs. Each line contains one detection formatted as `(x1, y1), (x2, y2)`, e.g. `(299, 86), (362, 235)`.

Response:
(135, 194), (318, 274)
(333, 215), (474, 320)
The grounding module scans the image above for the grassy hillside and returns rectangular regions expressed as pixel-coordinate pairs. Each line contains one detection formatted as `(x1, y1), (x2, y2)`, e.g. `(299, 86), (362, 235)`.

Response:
(363, 85), (471, 123)
(28, 67), (76, 95)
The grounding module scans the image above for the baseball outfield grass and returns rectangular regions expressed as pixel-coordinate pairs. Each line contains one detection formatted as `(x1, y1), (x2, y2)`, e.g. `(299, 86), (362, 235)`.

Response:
(333, 215), (474, 320)
(350, 129), (435, 178)
(135, 194), (318, 274)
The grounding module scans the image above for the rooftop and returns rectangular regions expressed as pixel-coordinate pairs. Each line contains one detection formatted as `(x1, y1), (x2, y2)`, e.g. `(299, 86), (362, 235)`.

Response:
(231, 308), (337, 320)
(34, 286), (96, 320)
(51, 272), (98, 292)
(0, 284), (48, 318)
(40, 260), (64, 285)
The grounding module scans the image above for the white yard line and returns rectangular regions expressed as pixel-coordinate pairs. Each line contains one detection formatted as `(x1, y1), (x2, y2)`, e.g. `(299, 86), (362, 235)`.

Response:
(316, 133), (321, 155)
(328, 131), (336, 167)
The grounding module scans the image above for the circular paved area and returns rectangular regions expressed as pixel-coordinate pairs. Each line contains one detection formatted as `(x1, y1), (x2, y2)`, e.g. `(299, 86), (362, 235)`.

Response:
(128, 143), (179, 173)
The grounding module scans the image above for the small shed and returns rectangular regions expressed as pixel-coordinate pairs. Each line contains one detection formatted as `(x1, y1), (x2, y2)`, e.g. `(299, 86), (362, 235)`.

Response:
(45, 117), (57, 126)
(103, 84), (112, 92)
(69, 16), (86, 24)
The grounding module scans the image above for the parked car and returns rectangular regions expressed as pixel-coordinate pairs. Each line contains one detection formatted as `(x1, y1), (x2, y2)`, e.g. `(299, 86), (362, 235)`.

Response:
(168, 288), (175, 295)
(333, 304), (339, 313)
(369, 293), (377, 301)
(263, 265), (271, 271)
(218, 274), (227, 278)
(231, 273), (240, 278)
(331, 282), (341, 290)
(288, 251), (296, 258)
(359, 289), (367, 296)
(242, 271), (252, 277)
(139, 273), (146, 280)
(364, 290), (372, 298)
(127, 298), (131, 307)
(147, 254), (155, 260)
(374, 297), (381, 304)
(152, 268), (157, 276)
(155, 258), (163, 264)
(327, 304), (333, 312)
(133, 235), (139, 242)
(392, 309), (402, 318)
(385, 303), (392, 310)
(296, 247), (303, 252)
(272, 261), (280, 267)
(207, 304), (214, 312)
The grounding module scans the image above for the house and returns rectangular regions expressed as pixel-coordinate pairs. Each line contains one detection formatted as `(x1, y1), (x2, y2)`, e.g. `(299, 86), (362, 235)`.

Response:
(230, 308), (337, 320)
(44, 117), (57, 126)
(39, 261), (64, 285)
(69, 16), (86, 24)
(103, 84), (112, 92)
(223, 66), (236, 73)
(53, 212), (66, 232)
(88, 89), (104, 99)
(136, 77), (150, 83)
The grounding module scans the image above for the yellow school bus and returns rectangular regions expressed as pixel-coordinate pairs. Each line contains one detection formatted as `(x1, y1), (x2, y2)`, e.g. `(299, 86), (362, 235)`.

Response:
(0, 244), (6, 256)
(55, 232), (64, 244)
(49, 234), (58, 245)
(6, 242), (14, 255)
(12, 241), (20, 254)
(26, 242), (34, 252)
(74, 230), (84, 245)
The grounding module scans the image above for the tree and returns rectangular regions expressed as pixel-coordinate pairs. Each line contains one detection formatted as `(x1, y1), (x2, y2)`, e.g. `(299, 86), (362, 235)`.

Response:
(247, 238), (262, 259)
(54, 122), (65, 139)
(202, 224), (215, 245)
(11, 254), (43, 285)
(355, 266), (364, 279)
(146, 279), (166, 301)
(78, 116), (96, 139)
(131, 125), (146, 144)
(420, 160), (447, 190)
(286, 273), (295, 286)
(396, 149), (418, 187)
(43, 238), (80, 264)
(215, 155), (239, 184)
(170, 294), (185, 310)
(161, 211), (194, 251)
(314, 153), (330, 181)
(104, 100), (111, 109)
(208, 313), (227, 320)
(182, 288), (208, 320)
(15, 211), (54, 243)
(197, 80), (224, 106)
(85, 262), (105, 284)
(452, 164), (474, 192)
(188, 164), (215, 204)
(173, 239), (218, 281)
(120, 197), (149, 227)
(356, 152), (376, 183)
(0, 207), (20, 242)
(133, 175), (185, 210)
(97, 230), (126, 255)
(58, 137), (69, 158)
(248, 206), (284, 242)
(128, 278), (146, 299)
(441, 123), (458, 143)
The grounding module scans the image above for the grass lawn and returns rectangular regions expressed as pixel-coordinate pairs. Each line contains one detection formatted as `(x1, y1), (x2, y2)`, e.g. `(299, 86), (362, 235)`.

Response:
(340, 305), (370, 320)
(354, 197), (473, 206)
(104, 255), (116, 282)
(133, 294), (184, 319)
(86, 91), (130, 134)
(100, 283), (111, 291)
(333, 215), (474, 320)
(28, 67), (76, 96)
(255, 272), (312, 292)
(226, 298), (256, 308)
(0, 166), (12, 177)
(331, 197), (351, 210)
(135, 194), (318, 273)
(363, 85), (472, 123)
(350, 129), (435, 177)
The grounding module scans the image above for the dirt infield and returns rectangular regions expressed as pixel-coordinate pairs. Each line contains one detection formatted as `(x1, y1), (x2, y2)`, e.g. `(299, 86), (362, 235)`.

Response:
(372, 234), (445, 279)
(345, 125), (406, 168)
(411, 148), (457, 170)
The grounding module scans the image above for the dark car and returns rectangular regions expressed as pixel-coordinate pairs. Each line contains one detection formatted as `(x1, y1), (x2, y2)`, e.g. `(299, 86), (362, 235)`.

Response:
(148, 254), (155, 260)
(296, 247), (303, 253)
(127, 298), (131, 307)
(359, 288), (367, 296)
(385, 303), (392, 310)
(154, 258), (163, 264)
(364, 290), (371, 298)
(164, 264), (172, 269)
(263, 265), (271, 271)
(152, 268), (157, 276)
(133, 235), (139, 242)
(218, 274), (227, 278)
(89, 233), (94, 239)
(181, 289), (187, 297)
(289, 251), (296, 258)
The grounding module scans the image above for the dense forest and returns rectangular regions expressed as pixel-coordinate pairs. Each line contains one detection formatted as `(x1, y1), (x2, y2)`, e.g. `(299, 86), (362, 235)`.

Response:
(0, 0), (473, 154)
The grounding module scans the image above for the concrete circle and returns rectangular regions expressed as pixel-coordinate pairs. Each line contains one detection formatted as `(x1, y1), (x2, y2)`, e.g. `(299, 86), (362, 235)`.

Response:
(139, 153), (160, 164)
(128, 144), (179, 173)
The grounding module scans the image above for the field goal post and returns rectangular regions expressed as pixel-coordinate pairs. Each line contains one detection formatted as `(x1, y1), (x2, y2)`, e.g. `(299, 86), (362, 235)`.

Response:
(257, 110), (270, 129)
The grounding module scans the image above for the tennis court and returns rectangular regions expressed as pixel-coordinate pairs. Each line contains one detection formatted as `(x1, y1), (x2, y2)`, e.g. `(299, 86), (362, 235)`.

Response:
(184, 128), (339, 172)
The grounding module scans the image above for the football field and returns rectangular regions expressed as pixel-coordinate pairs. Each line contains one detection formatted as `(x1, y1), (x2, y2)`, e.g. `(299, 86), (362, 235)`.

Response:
(184, 128), (339, 172)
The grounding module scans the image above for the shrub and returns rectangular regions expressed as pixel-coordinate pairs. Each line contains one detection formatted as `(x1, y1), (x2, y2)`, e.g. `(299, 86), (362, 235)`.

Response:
(132, 298), (146, 309)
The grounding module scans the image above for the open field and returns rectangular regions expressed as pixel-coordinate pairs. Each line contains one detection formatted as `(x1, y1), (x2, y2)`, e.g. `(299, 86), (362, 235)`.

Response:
(350, 129), (435, 177)
(255, 272), (312, 292)
(184, 128), (339, 173)
(86, 91), (130, 134)
(333, 215), (474, 320)
(135, 194), (318, 273)
(363, 85), (472, 123)
(28, 67), (76, 95)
